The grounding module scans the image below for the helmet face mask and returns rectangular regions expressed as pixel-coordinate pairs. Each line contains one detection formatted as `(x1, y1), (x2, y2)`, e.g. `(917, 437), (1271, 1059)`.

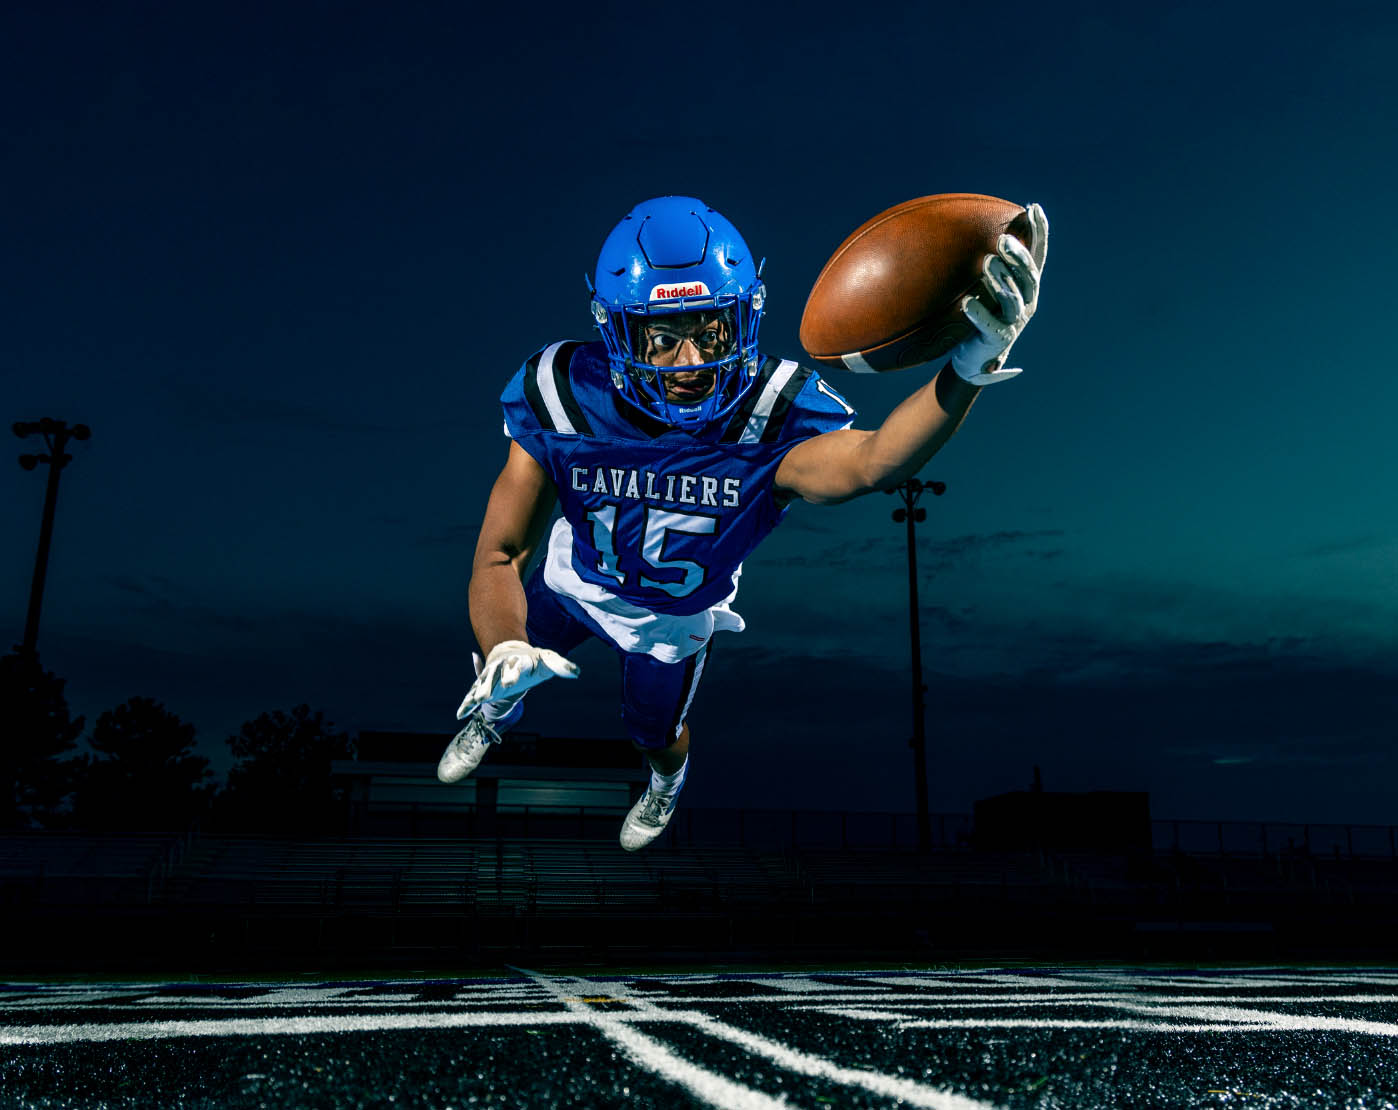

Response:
(590, 197), (766, 428)
(623, 307), (733, 409)
(629, 307), (735, 369)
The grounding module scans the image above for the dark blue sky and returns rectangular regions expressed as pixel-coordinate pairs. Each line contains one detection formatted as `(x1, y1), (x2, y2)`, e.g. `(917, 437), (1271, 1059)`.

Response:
(4, 1), (1396, 824)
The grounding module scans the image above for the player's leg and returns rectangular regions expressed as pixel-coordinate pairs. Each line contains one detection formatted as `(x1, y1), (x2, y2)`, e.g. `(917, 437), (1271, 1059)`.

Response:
(648, 720), (689, 776)
(617, 642), (709, 851)
(438, 568), (594, 783)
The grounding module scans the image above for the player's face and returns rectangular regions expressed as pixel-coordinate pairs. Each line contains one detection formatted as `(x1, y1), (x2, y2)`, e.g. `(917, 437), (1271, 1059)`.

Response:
(636, 310), (735, 403)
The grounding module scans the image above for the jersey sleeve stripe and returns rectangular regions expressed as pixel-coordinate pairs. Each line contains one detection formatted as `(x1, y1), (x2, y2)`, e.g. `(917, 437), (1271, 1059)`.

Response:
(736, 359), (801, 444)
(550, 341), (592, 436)
(533, 341), (580, 435)
(758, 364), (814, 444)
(520, 349), (556, 431)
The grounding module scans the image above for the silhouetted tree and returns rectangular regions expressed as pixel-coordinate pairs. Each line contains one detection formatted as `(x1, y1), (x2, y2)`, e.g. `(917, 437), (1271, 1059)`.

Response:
(218, 704), (355, 832)
(70, 696), (212, 831)
(0, 649), (84, 828)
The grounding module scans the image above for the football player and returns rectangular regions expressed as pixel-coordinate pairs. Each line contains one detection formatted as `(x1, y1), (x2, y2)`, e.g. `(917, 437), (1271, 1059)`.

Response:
(439, 196), (1047, 850)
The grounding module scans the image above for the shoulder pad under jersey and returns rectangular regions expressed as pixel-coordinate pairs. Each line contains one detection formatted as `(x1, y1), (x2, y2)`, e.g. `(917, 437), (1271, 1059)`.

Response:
(501, 340), (593, 439)
(715, 356), (857, 445)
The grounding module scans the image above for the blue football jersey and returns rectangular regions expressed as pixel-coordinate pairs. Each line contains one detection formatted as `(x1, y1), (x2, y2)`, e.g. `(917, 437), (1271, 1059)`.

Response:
(502, 341), (856, 617)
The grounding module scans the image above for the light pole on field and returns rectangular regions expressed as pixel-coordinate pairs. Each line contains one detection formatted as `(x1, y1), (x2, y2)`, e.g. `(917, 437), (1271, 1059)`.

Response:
(13, 418), (91, 661)
(887, 476), (945, 853)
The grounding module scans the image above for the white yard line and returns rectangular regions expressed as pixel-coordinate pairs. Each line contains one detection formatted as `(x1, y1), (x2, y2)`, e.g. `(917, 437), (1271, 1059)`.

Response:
(883, 1005), (1398, 1037)
(725, 977), (854, 993)
(0, 1009), (582, 1046)
(670, 1009), (998, 1110)
(812, 994), (1398, 1013)
(514, 969), (793, 1110)
(894, 1018), (1282, 1033)
(552, 971), (999, 1110)
(1110, 1002), (1398, 1037)
(0, 990), (1113, 1011)
(1049, 972), (1398, 990)
(0, 987), (552, 1011)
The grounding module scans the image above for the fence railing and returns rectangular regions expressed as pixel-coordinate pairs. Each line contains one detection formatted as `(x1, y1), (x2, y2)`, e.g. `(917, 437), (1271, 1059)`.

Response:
(5, 814), (1394, 863)
(346, 801), (975, 851)
(1153, 819), (1398, 860)
(344, 802), (1398, 859)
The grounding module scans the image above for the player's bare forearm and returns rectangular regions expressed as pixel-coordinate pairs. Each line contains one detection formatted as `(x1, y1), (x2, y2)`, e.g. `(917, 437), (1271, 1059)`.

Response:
(467, 442), (557, 655)
(857, 363), (979, 488)
(468, 561), (530, 658)
(774, 364), (979, 504)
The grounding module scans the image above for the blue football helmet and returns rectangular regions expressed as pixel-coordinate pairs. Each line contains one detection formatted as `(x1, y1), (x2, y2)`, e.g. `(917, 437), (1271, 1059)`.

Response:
(590, 196), (766, 428)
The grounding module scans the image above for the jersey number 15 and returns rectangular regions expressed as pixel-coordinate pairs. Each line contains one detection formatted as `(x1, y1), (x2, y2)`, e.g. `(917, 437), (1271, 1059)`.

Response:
(586, 506), (716, 599)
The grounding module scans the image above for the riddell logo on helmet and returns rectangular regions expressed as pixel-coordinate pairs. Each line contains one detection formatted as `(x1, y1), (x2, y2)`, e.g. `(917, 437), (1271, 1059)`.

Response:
(650, 281), (710, 302)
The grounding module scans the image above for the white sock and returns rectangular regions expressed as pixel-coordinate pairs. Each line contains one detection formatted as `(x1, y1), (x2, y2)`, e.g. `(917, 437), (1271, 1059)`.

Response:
(481, 697), (523, 727)
(650, 756), (687, 796)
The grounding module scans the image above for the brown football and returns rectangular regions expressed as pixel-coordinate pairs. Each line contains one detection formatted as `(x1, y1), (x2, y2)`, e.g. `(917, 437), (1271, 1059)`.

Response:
(799, 193), (1031, 373)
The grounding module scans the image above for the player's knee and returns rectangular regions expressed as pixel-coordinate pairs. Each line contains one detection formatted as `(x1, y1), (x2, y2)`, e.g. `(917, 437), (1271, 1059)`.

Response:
(624, 712), (685, 753)
(628, 730), (673, 753)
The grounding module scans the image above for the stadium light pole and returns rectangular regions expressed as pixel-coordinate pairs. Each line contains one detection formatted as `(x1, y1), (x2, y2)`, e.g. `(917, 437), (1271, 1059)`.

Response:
(887, 476), (945, 853)
(13, 418), (91, 661)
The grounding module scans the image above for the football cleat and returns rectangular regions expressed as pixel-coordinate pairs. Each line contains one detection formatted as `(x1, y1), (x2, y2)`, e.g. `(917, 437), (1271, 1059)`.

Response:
(619, 785), (681, 852)
(436, 713), (506, 784)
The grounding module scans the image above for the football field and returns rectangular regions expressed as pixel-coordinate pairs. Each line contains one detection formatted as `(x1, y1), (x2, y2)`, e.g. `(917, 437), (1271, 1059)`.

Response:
(3, 965), (1396, 1107)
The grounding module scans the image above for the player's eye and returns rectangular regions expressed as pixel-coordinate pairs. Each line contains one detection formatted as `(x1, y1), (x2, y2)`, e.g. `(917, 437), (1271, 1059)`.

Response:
(696, 328), (724, 352)
(647, 332), (680, 353)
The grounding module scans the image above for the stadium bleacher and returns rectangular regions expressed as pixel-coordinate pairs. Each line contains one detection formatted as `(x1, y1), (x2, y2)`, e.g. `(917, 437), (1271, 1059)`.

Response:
(7, 734), (1397, 969)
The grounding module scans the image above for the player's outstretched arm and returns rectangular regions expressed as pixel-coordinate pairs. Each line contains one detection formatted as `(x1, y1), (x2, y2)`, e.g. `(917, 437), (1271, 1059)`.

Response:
(468, 441), (558, 654)
(773, 369), (980, 504)
(774, 204), (1047, 506)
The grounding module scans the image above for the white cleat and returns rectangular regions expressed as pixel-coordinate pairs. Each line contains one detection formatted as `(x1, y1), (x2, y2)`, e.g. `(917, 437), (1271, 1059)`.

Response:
(436, 714), (505, 783)
(619, 786), (680, 852)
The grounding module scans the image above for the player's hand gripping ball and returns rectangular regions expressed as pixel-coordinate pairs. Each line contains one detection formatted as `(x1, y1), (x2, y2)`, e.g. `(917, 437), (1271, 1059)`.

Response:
(455, 640), (580, 720)
(799, 194), (1048, 383)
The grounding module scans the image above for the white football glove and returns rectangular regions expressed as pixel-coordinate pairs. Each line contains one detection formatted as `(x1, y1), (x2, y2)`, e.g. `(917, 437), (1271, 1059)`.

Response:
(950, 202), (1049, 385)
(455, 639), (580, 720)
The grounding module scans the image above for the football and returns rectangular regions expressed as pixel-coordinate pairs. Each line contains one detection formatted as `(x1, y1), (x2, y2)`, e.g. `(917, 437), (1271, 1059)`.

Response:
(799, 193), (1032, 373)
